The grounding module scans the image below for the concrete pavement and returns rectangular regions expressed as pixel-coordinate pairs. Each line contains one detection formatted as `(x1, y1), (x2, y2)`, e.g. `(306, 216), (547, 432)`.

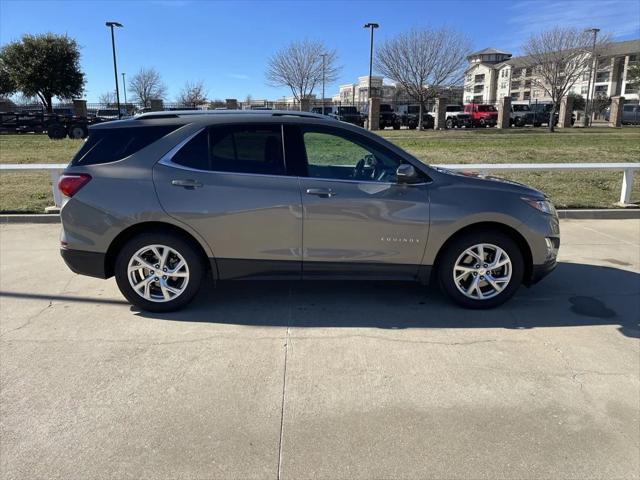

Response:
(1, 220), (639, 479)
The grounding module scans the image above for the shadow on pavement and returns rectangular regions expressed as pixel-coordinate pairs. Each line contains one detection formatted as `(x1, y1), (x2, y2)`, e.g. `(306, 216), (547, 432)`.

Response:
(133, 262), (640, 338)
(1, 262), (637, 338)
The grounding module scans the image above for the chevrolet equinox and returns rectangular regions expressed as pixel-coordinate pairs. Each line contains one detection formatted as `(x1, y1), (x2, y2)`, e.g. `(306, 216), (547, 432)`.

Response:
(59, 110), (559, 312)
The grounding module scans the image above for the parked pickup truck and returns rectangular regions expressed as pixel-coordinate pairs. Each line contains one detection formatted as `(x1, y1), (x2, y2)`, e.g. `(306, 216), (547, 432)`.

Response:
(379, 104), (401, 129)
(400, 105), (434, 129)
(311, 106), (364, 126)
(510, 104), (535, 127)
(463, 104), (498, 127)
(433, 104), (472, 128)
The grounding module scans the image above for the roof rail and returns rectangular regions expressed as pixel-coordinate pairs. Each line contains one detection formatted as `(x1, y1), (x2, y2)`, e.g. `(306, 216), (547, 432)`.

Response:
(134, 109), (326, 120)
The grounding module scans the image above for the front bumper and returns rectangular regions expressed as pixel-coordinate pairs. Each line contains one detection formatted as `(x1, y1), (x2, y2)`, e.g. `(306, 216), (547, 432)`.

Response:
(529, 258), (558, 285)
(60, 248), (108, 279)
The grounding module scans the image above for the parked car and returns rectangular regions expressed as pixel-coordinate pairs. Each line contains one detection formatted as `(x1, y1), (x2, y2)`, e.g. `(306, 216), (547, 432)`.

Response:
(59, 110), (559, 312)
(432, 104), (472, 128)
(96, 108), (130, 120)
(400, 105), (434, 129)
(604, 104), (640, 125)
(510, 104), (536, 127)
(311, 105), (363, 125)
(463, 104), (498, 127)
(379, 104), (401, 129)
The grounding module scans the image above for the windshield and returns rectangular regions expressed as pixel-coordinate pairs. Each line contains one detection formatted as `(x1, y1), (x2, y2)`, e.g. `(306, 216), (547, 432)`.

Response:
(446, 105), (462, 112)
(512, 104), (531, 112)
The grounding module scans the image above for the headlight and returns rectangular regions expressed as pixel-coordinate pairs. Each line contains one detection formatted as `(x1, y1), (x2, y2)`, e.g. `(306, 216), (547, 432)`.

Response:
(522, 197), (556, 215)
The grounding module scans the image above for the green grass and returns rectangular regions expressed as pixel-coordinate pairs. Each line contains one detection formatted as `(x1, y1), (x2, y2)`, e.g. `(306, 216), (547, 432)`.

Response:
(0, 128), (639, 212)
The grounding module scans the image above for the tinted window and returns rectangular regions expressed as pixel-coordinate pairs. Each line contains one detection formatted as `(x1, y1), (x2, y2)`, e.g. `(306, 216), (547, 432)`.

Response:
(210, 125), (285, 175)
(171, 130), (209, 170)
(446, 106), (462, 112)
(302, 128), (403, 183)
(171, 124), (285, 175)
(72, 125), (179, 166)
(623, 105), (635, 112)
(512, 104), (531, 112)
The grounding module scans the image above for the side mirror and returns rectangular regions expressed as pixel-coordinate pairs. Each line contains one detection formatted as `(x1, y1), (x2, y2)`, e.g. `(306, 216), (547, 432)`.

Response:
(396, 164), (418, 184)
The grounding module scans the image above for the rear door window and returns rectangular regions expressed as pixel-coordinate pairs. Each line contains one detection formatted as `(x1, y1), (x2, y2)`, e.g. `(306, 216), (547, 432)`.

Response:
(72, 125), (179, 166)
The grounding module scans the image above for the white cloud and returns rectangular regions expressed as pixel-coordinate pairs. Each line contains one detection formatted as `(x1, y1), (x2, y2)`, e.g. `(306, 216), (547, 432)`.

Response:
(506, 0), (640, 42)
(226, 73), (250, 80)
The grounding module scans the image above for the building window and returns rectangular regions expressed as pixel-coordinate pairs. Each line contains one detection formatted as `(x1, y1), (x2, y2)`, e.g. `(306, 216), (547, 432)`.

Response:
(582, 72), (591, 81)
(524, 80), (532, 89)
(523, 68), (530, 77)
(581, 85), (589, 95)
(595, 85), (608, 94)
(466, 73), (472, 82)
(629, 54), (638, 63)
(596, 72), (609, 83)
(475, 74), (485, 83)
(500, 81), (507, 89)
(510, 92), (519, 100)
(474, 85), (483, 93)
(511, 81), (521, 90)
(523, 91), (531, 100)
(513, 68), (522, 77)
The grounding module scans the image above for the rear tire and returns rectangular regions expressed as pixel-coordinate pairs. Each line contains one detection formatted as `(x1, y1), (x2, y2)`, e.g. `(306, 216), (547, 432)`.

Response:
(437, 231), (524, 309)
(47, 123), (67, 140)
(114, 232), (205, 312)
(68, 124), (88, 139)
(445, 118), (453, 129)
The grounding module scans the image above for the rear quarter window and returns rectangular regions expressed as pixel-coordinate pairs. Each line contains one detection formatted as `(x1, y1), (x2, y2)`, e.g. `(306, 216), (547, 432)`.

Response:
(71, 125), (179, 166)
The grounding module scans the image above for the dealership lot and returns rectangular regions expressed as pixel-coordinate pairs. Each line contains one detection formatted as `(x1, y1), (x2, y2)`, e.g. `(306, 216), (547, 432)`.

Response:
(1, 220), (638, 479)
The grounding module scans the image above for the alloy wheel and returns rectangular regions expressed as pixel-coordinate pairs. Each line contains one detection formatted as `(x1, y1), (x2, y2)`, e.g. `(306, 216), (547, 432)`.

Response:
(453, 243), (512, 300)
(127, 244), (190, 302)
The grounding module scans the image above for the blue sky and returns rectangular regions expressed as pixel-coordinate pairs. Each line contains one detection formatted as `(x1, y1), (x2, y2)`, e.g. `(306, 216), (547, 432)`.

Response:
(1, 0), (639, 102)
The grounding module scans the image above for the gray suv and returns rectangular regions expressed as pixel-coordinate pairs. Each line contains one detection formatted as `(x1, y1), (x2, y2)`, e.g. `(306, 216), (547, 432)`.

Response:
(59, 110), (559, 312)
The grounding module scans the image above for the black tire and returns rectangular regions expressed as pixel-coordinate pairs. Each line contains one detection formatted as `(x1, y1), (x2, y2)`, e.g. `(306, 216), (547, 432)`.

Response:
(47, 123), (67, 140)
(114, 232), (205, 312)
(445, 118), (453, 129)
(393, 123), (400, 130)
(437, 230), (524, 309)
(68, 124), (88, 139)
(515, 116), (525, 127)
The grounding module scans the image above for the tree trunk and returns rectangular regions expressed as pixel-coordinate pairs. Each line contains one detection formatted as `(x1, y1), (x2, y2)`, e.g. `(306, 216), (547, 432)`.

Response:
(548, 103), (557, 133)
(418, 101), (424, 130)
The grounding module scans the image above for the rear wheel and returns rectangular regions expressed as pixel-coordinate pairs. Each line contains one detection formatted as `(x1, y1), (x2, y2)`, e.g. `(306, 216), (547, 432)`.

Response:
(114, 232), (204, 312)
(445, 118), (453, 129)
(438, 231), (524, 309)
(47, 123), (67, 139)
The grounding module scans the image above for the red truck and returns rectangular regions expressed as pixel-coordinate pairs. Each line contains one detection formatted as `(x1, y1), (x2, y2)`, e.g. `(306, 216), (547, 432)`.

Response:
(464, 104), (498, 127)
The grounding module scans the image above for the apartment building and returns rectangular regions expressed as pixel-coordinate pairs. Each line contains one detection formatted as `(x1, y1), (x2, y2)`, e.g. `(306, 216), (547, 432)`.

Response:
(464, 39), (640, 104)
(334, 76), (397, 104)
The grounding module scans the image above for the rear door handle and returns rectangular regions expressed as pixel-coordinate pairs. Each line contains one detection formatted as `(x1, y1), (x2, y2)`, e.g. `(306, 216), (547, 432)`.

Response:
(171, 179), (203, 189)
(305, 188), (336, 198)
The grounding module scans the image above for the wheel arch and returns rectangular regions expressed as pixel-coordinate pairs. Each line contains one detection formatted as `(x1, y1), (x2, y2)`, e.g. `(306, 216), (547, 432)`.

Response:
(104, 221), (216, 279)
(430, 221), (533, 285)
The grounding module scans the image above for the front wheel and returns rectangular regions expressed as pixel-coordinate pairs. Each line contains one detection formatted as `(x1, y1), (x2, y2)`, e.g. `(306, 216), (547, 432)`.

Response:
(438, 231), (524, 309)
(114, 232), (204, 312)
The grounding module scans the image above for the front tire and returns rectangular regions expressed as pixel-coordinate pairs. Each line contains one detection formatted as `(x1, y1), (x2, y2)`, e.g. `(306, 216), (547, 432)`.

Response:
(114, 232), (204, 312)
(437, 231), (524, 309)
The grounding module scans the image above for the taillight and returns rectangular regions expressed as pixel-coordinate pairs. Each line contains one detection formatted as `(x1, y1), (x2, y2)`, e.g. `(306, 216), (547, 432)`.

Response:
(58, 174), (91, 197)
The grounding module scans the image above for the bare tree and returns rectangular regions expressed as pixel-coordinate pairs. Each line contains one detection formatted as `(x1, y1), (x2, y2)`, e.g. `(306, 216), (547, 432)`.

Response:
(98, 91), (116, 106)
(376, 27), (471, 129)
(521, 27), (609, 132)
(266, 40), (340, 110)
(176, 80), (207, 106)
(128, 67), (167, 107)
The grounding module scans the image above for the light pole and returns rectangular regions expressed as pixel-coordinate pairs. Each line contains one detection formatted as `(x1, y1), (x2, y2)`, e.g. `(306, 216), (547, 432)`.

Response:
(364, 23), (379, 100)
(105, 21), (123, 119)
(584, 28), (600, 127)
(320, 53), (327, 114)
(121, 72), (127, 112)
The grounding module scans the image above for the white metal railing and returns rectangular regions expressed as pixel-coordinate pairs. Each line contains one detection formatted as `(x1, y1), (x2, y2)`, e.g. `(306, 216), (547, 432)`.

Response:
(0, 162), (638, 208)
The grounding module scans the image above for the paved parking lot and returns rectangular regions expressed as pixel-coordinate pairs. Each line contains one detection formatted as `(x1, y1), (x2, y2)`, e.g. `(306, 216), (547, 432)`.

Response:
(1, 219), (639, 480)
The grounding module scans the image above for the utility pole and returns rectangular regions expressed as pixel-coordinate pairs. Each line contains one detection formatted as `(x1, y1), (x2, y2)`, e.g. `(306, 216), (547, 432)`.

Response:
(364, 23), (379, 100)
(105, 21), (123, 119)
(584, 28), (600, 127)
(121, 72), (127, 112)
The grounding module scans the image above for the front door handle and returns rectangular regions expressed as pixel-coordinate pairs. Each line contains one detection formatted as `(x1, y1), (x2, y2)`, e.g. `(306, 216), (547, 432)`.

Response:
(171, 179), (203, 189)
(306, 188), (336, 198)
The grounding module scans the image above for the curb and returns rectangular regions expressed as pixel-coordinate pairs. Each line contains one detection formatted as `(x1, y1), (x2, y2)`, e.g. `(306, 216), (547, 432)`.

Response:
(1, 209), (638, 224)
(0, 214), (61, 224)
(557, 209), (640, 219)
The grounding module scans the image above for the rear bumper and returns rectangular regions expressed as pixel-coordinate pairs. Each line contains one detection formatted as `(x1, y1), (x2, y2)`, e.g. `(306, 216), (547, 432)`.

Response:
(60, 248), (108, 279)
